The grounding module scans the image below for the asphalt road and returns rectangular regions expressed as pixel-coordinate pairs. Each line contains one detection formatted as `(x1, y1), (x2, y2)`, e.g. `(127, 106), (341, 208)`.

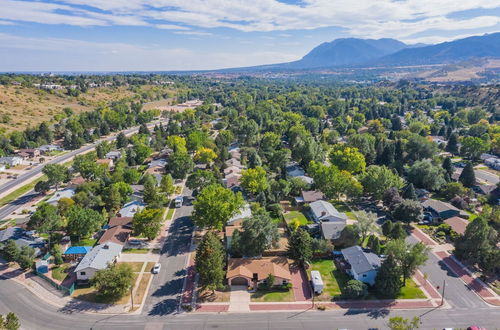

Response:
(0, 119), (165, 198)
(406, 235), (487, 309)
(141, 185), (194, 316)
(1, 279), (499, 330)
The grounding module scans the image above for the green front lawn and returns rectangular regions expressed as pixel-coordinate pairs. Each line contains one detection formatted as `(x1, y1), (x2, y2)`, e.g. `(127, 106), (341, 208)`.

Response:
(165, 206), (175, 221)
(51, 263), (70, 281)
(331, 201), (355, 219)
(309, 259), (350, 301)
(72, 238), (97, 247)
(250, 289), (295, 302)
(284, 210), (310, 226)
(398, 278), (427, 299)
(122, 248), (149, 254)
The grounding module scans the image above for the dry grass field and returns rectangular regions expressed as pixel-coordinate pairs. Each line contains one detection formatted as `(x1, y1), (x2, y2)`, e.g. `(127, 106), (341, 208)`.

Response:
(0, 85), (176, 132)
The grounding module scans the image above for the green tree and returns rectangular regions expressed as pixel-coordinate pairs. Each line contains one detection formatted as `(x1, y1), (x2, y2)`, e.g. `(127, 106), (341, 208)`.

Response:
(0, 312), (20, 330)
(34, 180), (51, 194)
(460, 136), (490, 160)
(195, 231), (226, 293)
(459, 162), (476, 188)
(455, 217), (496, 265)
(2, 240), (19, 262)
(28, 202), (62, 233)
(386, 240), (429, 285)
(344, 279), (368, 299)
(375, 254), (402, 298)
(353, 211), (379, 242)
(232, 212), (280, 257)
(192, 184), (244, 230)
(446, 133), (459, 154)
(186, 169), (218, 192)
(382, 220), (394, 237)
(405, 134), (437, 162)
(359, 165), (404, 200)
(309, 161), (362, 200)
(408, 159), (446, 191)
(440, 182), (467, 200)
(57, 197), (75, 216)
(168, 151), (194, 179)
(265, 273), (275, 290)
(389, 222), (407, 240)
(42, 164), (69, 190)
(240, 166), (269, 196)
(392, 200), (423, 223)
(17, 246), (35, 270)
(194, 147), (217, 164)
(52, 244), (63, 265)
(442, 157), (454, 179)
(336, 225), (360, 248)
(329, 144), (366, 173)
(67, 206), (104, 239)
(402, 183), (417, 200)
(116, 132), (128, 149)
(367, 235), (382, 255)
(90, 263), (134, 301)
(133, 208), (162, 240)
(159, 174), (174, 195)
(387, 316), (420, 330)
(287, 228), (313, 266)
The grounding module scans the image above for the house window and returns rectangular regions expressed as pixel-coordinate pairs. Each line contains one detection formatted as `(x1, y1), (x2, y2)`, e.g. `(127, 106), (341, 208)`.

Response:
(362, 274), (367, 278)
(80, 272), (86, 275)
(252, 273), (258, 281)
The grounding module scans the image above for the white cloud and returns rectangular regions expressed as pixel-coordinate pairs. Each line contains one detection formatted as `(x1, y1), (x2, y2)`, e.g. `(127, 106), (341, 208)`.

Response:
(174, 30), (213, 36)
(0, 0), (497, 41)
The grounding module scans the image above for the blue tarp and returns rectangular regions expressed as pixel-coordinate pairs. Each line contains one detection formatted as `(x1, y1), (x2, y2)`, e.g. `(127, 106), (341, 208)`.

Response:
(63, 246), (92, 255)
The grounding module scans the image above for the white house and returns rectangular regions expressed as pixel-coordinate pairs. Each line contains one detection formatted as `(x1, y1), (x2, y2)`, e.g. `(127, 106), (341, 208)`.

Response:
(37, 145), (63, 154)
(341, 246), (381, 285)
(46, 188), (75, 205)
(227, 203), (252, 225)
(105, 151), (122, 160)
(0, 156), (23, 167)
(74, 242), (123, 282)
(309, 200), (348, 223)
(118, 200), (145, 218)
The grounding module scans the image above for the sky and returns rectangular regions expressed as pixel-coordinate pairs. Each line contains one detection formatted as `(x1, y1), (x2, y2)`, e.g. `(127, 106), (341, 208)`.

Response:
(0, 0), (500, 72)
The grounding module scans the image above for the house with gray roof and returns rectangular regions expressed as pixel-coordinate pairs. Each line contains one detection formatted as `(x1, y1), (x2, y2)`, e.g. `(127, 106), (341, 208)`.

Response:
(320, 221), (346, 241)
(341, 245), (381, 285)
(309, 200), (348, 223)
(227, 203), (252, 225)
(421, 199), (461, 220)
(118, 200), (145, 218)
(105, 151), (122, 160)
(75, 242), (123, 282)
(0, 156), (23, 167)
(46, 188), (75, 205)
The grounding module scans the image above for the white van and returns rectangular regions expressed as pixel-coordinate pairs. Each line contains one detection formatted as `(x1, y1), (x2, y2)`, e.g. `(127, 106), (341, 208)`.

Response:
(174, 196), (183, 208)
(310, 270), (324, 294)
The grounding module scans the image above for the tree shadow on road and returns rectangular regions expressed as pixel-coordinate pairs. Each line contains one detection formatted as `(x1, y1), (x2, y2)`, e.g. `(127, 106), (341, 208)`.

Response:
(147, 277), (185, 316)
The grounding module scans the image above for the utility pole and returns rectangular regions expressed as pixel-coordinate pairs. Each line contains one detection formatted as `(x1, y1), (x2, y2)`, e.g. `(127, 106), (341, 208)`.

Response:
(440, 280), (446, 306)
(130, 286), (134, 310)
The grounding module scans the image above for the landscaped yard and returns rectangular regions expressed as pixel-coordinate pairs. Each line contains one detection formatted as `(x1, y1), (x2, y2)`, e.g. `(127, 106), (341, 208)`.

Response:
(331, 201), (355, 219)
(117, 262), (145, 272)
(197, 286), (231, 303)
(122, 248), (150, 254)
(51, 263), (70, 281)
(398, 278), (427, 299)
(283, 210), (310, 226)
(309, 259), (350, 301)
(72, 238), (97, 247)
(250, 288), (295, 302)
(73, 273), (139, 304)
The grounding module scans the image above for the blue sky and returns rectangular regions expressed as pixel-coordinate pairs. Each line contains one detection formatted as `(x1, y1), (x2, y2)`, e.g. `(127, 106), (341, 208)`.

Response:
(0, 0), (499, 71)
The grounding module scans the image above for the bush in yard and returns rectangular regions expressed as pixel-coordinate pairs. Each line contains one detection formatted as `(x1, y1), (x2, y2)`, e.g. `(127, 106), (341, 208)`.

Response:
(265, 274), (275, 290)
(52, 244), (63, 265)
(343, 279), (368, 299)
(0, 312), (20, 330)
(450, 196), (468, 210)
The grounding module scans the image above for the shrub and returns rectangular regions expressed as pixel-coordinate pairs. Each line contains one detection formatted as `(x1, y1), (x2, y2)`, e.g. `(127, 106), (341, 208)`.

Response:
(343, 279), (368, 299)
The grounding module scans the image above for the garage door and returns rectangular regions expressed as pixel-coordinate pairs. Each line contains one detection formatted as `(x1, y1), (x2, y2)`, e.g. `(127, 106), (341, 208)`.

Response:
(231, 277), (248, 286)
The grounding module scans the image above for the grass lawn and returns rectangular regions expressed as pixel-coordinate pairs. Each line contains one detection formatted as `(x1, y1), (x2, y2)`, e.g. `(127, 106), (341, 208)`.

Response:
(117, 262), (145, 272)
(331, 201), (355, 219)
(0, 175), (47, 207)
(129, 273), (151, 310)
(145, 262), (156, 272)
(165, 207), (175, 221)
(398, 278), (427, 299)
(74, 273), (139, 304)
(250, 289), (295, 302)
(51, 264), (70, 281)
(72, 238), (97, 247)
(309, 259), (351, 301)
(122, 248), (150, 254)
(283, 210), (310, 226)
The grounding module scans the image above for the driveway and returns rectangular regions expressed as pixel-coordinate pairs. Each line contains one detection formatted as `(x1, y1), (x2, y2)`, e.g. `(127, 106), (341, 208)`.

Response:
(228, 286), (250, 312)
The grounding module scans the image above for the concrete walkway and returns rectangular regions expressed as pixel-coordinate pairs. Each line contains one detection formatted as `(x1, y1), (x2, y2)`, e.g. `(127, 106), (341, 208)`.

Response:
(228, 285), (250, 312)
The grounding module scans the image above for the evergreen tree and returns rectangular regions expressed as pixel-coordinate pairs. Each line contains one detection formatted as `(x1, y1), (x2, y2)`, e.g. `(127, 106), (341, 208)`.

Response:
(459, 162), (476, 188)
(116, 132), (128, 149)
(375, 255), (402, 298)
(402, 183), (417, 200)
(389, 222), (407, 240)
(382, 220), (394, 237)
(195, 231), (225, 293)
(442, 157), (454, 179)
(446, 133), (459, 154)
(287, 228), (313, 266)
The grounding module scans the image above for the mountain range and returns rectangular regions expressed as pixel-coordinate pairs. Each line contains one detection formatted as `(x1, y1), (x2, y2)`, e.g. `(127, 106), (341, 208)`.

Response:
(234, 32), (500, 72)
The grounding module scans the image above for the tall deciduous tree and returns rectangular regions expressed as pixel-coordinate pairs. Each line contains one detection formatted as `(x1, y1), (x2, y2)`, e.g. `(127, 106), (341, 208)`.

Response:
(91, 263), (134, 301)
(353, 211), (379, 242)
(67, 206), (104, 239)
(460, 136), (490, 160)
(168, 151), (194, 179)
(42, 164), (69, 191)
(408, 159), (446, 191)
(309, 161), (362, 200)
(28, 202), (62, 233)
(329, 144), (366, 174)
(392, 200), (423, 223)
(133, 208), (162, 240)
(359, 165), (404, 200)
(231, 212), (280, 257)
(240, 166), (269, 196)
(375, 254), (402, 298)
(386, 240), (429, 285)
(195, 231), (225, 293)
(192, 184), (244, 230)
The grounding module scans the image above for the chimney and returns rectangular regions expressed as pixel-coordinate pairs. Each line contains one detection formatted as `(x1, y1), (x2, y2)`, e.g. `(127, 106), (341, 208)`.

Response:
(103, 244), (109, 249)
(321, 211), (326, 217)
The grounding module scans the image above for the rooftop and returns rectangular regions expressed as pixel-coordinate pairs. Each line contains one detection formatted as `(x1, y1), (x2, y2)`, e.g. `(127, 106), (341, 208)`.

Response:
(310, 200), (347, 221)
(341, 245), (381, 275)
(75, 242), (123, 272)
(226, 257), (292, 281)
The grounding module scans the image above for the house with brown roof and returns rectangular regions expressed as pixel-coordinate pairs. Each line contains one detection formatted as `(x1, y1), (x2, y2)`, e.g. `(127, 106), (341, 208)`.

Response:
(294, 190), (325, 204)
(98, 217), (133, 245)
(226, 257), (292, 288)
(96, 158), (114, 169)
(16, 148), (40, 158)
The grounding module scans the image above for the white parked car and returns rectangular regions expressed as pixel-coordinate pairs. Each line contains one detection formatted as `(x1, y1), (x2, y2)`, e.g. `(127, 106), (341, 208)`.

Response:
(174, 196), (183, 208)
(152, 263), (161, 274)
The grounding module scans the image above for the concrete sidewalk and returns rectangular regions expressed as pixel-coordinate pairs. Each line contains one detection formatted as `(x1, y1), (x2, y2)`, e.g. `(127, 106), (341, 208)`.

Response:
(228, 286), (250, 312)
